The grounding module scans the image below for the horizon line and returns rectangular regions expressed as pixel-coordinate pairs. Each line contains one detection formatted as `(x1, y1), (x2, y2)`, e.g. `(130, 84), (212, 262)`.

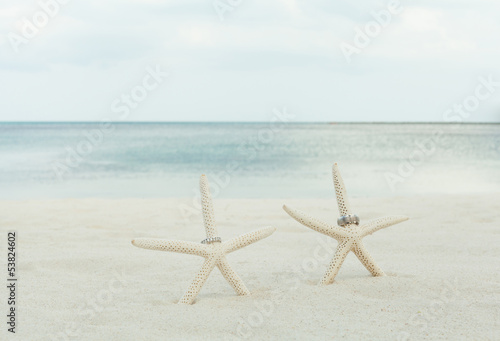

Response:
(0, 121), (499, 124)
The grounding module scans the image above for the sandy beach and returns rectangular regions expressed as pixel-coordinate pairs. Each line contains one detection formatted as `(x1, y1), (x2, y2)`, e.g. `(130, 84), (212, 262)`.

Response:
(1, 194), (499, 340)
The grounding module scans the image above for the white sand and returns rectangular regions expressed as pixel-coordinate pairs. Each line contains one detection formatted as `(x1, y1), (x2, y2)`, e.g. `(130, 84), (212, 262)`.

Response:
(1, 194), (499, 340)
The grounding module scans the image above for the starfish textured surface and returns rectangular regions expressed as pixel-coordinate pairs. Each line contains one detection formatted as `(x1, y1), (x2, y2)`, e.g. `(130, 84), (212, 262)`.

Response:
(283, 163), (409, 285)
(132, 175), (276, 304)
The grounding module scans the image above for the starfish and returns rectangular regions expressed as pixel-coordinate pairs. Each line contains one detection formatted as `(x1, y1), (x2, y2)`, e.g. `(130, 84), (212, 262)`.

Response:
(283, 163), (409, 285)
(132, 174), (276, 304)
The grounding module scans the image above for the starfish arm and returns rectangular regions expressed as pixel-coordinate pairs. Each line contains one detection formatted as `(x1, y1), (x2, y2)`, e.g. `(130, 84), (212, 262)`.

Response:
(332, 163), (353, 216)
(282, 205), (347, 240)
(319, 239), (353, 285)
(179, 255), (218, 304)
(353, 242), (385, 277)
(216, 256), (250, 296)
(131, 238), (208, 257)
(200, 174), (218, 238)
(223, 227), (276, 254)
(360, 215), (409, 237)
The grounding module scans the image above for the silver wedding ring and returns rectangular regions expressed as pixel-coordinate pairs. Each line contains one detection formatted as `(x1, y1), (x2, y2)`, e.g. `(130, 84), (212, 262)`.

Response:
(201, 237), (222, 244)
(337, 214), (360, 226)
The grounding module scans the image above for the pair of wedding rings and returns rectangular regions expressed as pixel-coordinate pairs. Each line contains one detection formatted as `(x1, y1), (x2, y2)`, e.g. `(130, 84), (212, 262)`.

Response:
(337, 214), (360, 226)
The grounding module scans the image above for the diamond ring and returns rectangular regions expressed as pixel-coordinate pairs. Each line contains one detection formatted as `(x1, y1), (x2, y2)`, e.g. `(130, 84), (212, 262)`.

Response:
(201, 237), (222, 244)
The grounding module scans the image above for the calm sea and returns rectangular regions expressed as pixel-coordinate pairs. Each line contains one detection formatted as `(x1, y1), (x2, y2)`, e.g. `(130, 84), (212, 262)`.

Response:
(0, 123), (499, 199)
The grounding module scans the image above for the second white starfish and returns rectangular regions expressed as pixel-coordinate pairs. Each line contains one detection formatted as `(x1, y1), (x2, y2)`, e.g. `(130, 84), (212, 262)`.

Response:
(132, 174), (276, 304)
(283, 163), (409, 285)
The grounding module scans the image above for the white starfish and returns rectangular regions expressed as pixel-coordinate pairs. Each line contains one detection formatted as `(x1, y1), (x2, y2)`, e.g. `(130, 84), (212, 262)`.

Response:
(132, 174), (276, 304)
(283, 163), (409, 285)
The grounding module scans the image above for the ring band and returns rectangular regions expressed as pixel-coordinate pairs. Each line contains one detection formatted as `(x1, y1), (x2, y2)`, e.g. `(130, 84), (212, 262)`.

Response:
(337, 214), (360, 226)
(201, 237), (222, 244)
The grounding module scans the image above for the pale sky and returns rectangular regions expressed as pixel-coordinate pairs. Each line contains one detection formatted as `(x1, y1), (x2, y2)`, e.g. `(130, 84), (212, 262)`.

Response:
(0, 0), (499, 122)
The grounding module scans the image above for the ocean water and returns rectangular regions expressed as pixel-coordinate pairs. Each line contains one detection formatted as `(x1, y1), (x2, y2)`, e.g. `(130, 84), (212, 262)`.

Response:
(0, 123), (499, 199)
